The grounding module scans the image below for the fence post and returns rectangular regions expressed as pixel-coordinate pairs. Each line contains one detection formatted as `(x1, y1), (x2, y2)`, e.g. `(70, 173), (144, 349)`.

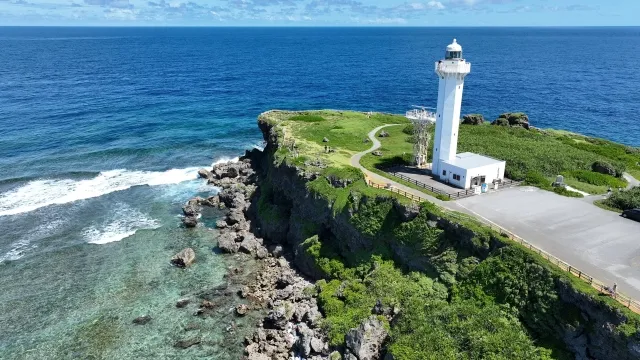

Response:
(568, 266), (572, 273)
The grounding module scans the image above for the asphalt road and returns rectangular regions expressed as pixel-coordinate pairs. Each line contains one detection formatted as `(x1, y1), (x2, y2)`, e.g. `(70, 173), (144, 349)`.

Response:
(457, 186), (640, 300)
(352, 124), (640, 300)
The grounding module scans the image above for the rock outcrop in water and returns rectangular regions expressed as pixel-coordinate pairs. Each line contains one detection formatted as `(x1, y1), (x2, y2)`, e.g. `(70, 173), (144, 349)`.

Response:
(186, 154), (330, 359)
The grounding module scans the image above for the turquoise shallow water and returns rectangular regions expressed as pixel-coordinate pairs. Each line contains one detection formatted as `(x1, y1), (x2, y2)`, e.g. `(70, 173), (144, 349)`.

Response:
(0, 182), (263, 359)
(1, 26), (639, 358)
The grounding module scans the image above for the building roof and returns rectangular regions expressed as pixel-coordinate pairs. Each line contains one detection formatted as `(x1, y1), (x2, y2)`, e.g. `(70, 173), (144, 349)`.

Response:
(442, 152), (505, 170)
(446, 39), (462, 52)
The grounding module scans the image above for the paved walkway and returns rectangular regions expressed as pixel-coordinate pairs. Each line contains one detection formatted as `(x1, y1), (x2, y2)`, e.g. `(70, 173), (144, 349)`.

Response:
(351, 125), (450, 209)
(350, 124), (640, 301)
(624, 172), (640, 190)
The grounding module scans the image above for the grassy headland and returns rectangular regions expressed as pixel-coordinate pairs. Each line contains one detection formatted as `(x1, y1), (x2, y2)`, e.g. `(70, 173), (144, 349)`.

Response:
(256, 110), (640, 360)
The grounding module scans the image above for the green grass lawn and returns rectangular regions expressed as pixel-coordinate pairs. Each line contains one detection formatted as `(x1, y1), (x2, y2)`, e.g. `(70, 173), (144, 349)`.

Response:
(261, 110), (640, 201)
(457, 124), (638, 195)
(259, 110), (416, 209)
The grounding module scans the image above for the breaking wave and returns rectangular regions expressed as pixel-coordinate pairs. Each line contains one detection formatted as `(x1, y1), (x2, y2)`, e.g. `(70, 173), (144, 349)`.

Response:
(0, 168), (200, 217)
(82, 204), (160, 245)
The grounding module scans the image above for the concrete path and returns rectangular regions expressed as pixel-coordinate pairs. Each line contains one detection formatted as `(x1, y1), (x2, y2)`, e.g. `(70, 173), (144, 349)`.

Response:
(350, 124), (451, 209)
(351, 124), (640, 301)
(623, 172), (640, 190)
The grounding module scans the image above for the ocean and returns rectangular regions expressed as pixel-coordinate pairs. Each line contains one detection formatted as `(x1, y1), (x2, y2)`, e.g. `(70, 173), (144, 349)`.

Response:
(1, 26), (639, 359)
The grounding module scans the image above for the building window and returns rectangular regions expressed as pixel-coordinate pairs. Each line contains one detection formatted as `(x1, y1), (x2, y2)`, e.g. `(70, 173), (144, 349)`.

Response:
(442, 170), (447, 176)
(453, 174), (461, 181)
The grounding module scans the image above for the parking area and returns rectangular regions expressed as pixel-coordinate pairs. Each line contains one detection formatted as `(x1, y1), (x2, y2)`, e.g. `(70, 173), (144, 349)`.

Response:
(457, 186), (640, 300)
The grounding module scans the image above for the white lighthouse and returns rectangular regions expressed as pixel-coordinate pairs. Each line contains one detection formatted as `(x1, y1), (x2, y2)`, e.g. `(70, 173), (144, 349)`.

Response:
(430, 39), (506, 189)
(432, 39), (471, 177)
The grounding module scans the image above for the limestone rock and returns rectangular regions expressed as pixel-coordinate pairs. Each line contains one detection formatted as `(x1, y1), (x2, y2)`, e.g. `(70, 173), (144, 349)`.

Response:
(132, 315), (152, 325)
(182, 216), (198, 228)
(492, 112), (530, 129)
(171, 248), (196, 268)
(372, 150), (383, 156)
(198, 168), (213, 180)
(226, 209), (245, 226)
(218, 231), (240, 253)
(378, 130), (389, 137)
(182, 204), (199, 217)
(310, 337), (326, 354)
(322, 137), (329, 142)
(592, 161), (618, 177)
(174, 337), (201, 349)
(462, 114), (485, 125)
(236, 304), (249, 316)
(176, 298), (190, 308)
(345, 316), (388, 360)
(215, 219), (228, 229)
(264, 306), (288, 330)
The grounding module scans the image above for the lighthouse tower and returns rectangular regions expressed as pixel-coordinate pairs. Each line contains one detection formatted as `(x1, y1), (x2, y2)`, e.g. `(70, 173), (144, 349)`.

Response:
(432, 39), (471, 178)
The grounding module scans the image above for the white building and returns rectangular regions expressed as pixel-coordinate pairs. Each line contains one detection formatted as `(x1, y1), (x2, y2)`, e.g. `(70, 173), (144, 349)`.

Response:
(440, 152), (506, 189)
(431, 39), (506, 189)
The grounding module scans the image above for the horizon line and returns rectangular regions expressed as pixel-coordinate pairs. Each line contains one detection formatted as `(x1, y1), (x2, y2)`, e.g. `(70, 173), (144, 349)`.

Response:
(1, 25), (639, 28)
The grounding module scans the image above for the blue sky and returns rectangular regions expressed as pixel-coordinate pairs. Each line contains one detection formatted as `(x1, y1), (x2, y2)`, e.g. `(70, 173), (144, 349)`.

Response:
(1, 0), (639, 26)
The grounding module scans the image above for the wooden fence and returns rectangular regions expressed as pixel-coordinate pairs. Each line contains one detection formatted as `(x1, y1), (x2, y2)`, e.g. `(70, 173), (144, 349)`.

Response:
(367, 179), (640, 314)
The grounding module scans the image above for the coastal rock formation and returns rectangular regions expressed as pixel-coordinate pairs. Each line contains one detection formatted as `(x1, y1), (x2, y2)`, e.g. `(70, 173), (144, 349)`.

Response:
(182, 215), (198, 228)
(132, 315), (152, 325)
(345, 316), (388, 360)
(592, 161), (619, 177)
(491, 112), (530, 129)
(245, 115), (640, 360)
(171, 248), (196, 268)
(462, 114), (485, 125)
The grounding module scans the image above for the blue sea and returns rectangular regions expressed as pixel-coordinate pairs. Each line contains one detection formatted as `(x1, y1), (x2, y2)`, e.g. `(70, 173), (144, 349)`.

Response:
(1, 27), (639, 359)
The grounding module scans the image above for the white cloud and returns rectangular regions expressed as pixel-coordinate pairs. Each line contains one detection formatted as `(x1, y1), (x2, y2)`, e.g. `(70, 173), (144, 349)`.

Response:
(104, 7), (137, 20)
(427, 1), (445, 10)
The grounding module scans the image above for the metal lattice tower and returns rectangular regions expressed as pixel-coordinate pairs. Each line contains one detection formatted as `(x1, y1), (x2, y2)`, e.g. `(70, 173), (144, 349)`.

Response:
(405, 106), (436, 168)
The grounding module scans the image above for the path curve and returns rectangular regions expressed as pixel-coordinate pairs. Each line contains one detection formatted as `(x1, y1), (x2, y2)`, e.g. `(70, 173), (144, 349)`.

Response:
(623, 172), (639, 190)
(349, 124), (459, 210)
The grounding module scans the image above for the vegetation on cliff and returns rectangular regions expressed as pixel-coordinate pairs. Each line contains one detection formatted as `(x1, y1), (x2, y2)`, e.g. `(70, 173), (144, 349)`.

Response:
(255, 110), (640, 359)
(262, 110), (639, 197)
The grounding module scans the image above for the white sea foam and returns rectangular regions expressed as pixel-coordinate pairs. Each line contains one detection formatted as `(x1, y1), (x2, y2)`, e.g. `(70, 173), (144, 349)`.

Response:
(0, 167), (200, 217)
(0, 219), (65, 263)
(212, 156), (239, 167)
(83, 204), (160, 245)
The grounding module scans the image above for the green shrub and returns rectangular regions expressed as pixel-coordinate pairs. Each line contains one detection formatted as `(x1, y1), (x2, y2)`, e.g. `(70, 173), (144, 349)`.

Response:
(402, 124), (414, 135)
(290, 114), (325, 122)
(563, 170), (626, 188)
(552, 187), (584, 198)
(602, 188), (640, 211)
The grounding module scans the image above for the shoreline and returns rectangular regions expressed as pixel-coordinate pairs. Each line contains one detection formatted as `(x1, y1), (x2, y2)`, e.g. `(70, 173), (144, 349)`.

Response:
(180, 150), (332, 359)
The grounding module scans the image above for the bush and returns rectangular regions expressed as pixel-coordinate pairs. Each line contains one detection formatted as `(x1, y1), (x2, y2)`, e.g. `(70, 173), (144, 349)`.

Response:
(402, 124), (414, 135)
(492, 118), (509, 127)
(553, 186), (584, 198)
(592, 161), (625, 178)
(602, 188), (640, 211)
(290, 114), (325, 122)
(563, 170), (626, 188)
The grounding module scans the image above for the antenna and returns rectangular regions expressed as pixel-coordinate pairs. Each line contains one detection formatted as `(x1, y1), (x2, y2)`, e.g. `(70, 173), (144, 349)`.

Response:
(405, 106), (436, 169)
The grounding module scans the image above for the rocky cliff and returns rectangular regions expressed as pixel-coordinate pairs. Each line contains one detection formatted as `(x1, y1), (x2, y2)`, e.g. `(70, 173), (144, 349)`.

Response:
(247, 115), (640, 360)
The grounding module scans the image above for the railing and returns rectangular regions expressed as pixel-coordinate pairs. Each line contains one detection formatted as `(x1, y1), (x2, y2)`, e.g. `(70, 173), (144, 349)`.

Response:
(463, 213), (640, 314)
(366, 179), (640, 314)
(384, 170), (477, 200)
(368, 181), (428, 203)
